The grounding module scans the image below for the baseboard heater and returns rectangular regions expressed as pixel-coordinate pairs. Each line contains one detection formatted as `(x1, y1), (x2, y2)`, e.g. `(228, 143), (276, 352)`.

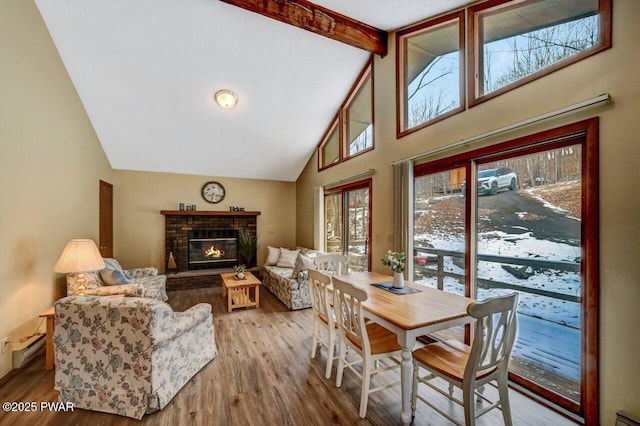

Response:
(12, 334), (45, 369)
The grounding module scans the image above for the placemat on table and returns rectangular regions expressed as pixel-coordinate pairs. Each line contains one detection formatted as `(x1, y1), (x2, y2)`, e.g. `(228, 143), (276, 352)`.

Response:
(371, 282), (422, 295)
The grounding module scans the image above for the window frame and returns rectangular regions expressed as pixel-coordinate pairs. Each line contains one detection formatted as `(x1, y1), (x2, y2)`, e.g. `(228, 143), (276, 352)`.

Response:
(343, 61), (374, 161)
(396, 10), (466, 138)
(395, 0), (612, 136)
(467, 0), (613, 107)
(317, 114), (341, 171)
(412, 117), (599, 423)
(317, 58), (374, 171)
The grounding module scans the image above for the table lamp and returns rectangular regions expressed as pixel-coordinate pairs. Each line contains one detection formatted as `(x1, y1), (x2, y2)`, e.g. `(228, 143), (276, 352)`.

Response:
(53, 239), (106, 294)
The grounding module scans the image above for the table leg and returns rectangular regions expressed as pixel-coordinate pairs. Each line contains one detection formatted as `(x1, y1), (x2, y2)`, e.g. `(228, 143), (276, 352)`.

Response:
(255, 284), (260, 308)
(400, 347), (413, 425)
(45, 315), (54, 370)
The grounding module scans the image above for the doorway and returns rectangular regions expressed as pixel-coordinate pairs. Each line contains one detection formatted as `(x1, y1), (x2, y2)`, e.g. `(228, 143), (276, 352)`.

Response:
(99, 180), (113, 258)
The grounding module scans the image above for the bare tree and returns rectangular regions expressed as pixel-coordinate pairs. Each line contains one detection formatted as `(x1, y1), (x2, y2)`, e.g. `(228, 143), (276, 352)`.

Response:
(484, 15), (598, 93)
(407, 54), (458, 126)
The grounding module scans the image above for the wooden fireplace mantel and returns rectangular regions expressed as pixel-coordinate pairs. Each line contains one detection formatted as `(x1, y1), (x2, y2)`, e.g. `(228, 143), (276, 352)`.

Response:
(161, 210), (261, 216)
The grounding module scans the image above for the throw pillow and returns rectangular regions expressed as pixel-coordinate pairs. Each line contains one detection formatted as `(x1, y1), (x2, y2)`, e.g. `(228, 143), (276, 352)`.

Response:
(276, 248), (300, 268)
(103, 258), (123, 272)
(302, 255), (317, 270)
(100, 268), (132, 285)
(291, 254), (317, 278)
(265, 246), (281, 266)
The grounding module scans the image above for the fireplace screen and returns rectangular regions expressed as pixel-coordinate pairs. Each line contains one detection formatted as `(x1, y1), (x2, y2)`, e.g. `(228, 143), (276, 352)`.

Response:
(188, 230), (238, 269)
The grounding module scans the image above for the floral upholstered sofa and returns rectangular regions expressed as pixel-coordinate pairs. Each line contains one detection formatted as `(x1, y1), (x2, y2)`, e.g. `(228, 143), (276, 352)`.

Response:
(66, 258), (167, 301)
(54, 295), (218, 419)
(261, 247), (324, 310)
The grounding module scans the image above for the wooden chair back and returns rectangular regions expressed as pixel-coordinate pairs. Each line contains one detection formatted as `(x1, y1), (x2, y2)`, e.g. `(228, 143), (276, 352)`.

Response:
(331, 276), (369, 352)
(465, 293), (519, 383)
(314, 254), (348, 275)
(308, 269), (333, 325)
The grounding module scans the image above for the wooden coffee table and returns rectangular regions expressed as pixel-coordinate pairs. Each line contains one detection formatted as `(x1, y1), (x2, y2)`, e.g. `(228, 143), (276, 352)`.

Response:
(220, 271), (261, 313)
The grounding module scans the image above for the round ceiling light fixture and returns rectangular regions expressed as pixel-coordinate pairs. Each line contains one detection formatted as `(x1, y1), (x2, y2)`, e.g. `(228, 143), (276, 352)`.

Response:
(214, 89), (238, 109)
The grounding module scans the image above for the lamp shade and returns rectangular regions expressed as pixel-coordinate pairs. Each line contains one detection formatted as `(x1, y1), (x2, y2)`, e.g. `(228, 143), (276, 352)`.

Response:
(53, 239), (106, 273)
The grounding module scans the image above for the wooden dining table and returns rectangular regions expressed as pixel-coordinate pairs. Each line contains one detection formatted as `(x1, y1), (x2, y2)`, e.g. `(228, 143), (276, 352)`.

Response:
(335, 271), (476, 425)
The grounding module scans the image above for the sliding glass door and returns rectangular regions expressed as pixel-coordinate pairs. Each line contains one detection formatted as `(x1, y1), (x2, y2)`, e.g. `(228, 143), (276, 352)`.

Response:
(324, 179), (372, 272)
(474, 146), (583, 406)
(413, 166), (467, 341)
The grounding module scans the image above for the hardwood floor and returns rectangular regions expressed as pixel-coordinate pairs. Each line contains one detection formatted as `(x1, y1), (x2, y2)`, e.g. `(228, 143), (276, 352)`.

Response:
(0, 286), (576, 425)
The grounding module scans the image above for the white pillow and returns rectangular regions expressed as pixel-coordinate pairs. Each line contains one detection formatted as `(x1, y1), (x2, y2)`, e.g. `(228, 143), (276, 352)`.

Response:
(277, 248), (300, 268)
(99, 268), (132, 285)
(291, 254), (317, 278)
(265, 246), (281, 266)
(301, 255), (317, 270)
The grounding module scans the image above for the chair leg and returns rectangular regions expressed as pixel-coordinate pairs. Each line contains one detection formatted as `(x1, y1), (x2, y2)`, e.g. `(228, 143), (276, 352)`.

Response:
(462, 381), (476, 426)
(311, 322), (319, 359)
(497, 374), (513, 426)
(411, 362), (419, 416)
(336, 341), (347, 387)
(359, 357), (372, 418)
(325, 330), (336, 379)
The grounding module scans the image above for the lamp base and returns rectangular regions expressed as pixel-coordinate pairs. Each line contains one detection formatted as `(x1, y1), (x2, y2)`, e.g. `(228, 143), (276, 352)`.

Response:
(76, 272), (86, 295)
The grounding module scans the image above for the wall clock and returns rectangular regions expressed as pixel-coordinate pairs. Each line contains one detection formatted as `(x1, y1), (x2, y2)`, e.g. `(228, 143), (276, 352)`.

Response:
(201, 181), (226, 204)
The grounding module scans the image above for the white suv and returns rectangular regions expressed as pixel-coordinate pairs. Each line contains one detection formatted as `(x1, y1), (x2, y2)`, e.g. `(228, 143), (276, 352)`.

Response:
(476, 167), (517, 195)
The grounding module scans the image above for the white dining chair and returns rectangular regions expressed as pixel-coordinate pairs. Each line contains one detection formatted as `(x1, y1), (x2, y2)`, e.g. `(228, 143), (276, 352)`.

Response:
(308, 269), (339, 379)
(314, 253), (348, 275)
(346, 254), (366, 273)
(411, 293), (519, 426)
(332, 276), (402, 418)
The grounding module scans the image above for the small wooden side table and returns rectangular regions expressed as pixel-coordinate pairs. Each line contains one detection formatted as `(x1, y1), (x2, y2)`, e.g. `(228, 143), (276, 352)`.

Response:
(220, 272), (261, 313)
(39, 306), (55, 370)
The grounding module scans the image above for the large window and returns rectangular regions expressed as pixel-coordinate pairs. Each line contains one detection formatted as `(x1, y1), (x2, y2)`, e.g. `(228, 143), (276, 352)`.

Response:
(318, 59), (374, 171)
(345, 69), (373, 158)
(397, 11), (464, 136)
(324, 179), (372, 272)
(469, 0), (611, 105)
(412, 119), (599, 423)
(396, 0), (612, 135)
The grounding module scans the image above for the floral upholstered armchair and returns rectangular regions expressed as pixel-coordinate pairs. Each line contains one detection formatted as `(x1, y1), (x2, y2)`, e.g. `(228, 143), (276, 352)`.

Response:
(66, 258), (167, 301)
(53, 295), (218, 419)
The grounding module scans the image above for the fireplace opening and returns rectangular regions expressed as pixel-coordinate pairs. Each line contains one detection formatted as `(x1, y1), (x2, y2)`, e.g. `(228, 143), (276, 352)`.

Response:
(188, 230), (238, 270)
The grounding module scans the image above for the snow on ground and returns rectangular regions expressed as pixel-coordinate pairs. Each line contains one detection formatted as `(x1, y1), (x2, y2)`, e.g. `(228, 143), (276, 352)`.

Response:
(413, 193), (582, 382)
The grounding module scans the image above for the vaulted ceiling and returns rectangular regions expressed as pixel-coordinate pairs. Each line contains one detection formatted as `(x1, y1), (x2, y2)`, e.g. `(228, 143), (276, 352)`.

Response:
(35, 0), (472, 182)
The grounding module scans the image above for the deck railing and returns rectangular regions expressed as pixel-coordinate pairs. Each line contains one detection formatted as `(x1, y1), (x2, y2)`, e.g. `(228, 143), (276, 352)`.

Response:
(413, 246), (581, 303)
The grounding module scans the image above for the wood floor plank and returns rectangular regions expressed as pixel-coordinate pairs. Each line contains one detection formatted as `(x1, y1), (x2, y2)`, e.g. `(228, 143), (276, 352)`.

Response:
(0, 286), (577, 425)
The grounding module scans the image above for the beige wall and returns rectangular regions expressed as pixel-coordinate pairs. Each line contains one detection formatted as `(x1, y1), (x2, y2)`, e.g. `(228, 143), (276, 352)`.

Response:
(297, 1), (640, 424)
(114, 171), (296, 272)
(0, 0), (115, 377)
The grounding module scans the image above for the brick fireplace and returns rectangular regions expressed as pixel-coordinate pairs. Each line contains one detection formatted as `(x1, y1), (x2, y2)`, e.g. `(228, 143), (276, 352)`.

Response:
(161, 210), (260, 289)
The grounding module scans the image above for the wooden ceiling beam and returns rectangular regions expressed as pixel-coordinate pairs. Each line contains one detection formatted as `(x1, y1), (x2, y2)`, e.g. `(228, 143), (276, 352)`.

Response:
(220, 0), (387, 56)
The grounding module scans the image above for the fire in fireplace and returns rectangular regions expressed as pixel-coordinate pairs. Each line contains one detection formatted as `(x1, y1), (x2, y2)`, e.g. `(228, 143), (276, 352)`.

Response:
(188, 230), (238, 270)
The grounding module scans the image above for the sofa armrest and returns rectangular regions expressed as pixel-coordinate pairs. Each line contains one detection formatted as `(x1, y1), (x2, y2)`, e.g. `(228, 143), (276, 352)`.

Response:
(124, 267), (158, 279)
(150, 303), (212, 346)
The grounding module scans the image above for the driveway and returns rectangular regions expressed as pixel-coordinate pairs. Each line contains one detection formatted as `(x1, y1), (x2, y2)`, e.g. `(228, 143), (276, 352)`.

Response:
(477, 189), (581, 247)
